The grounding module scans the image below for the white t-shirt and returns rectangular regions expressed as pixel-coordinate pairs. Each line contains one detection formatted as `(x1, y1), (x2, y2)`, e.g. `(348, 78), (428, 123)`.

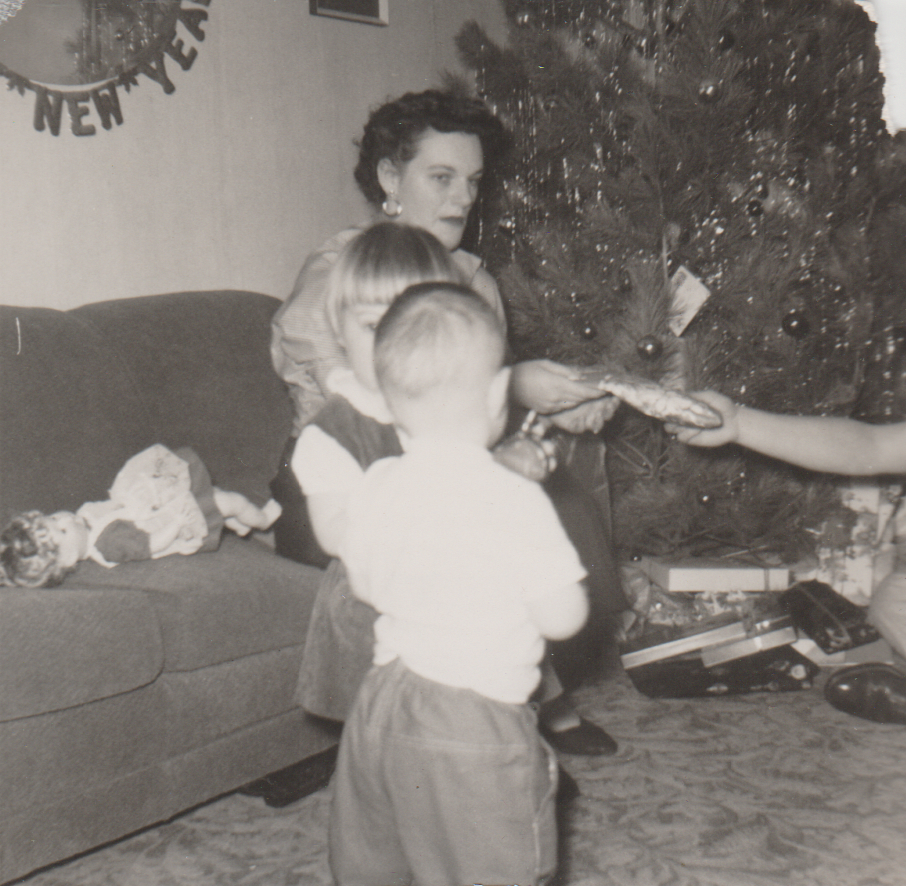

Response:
(340, 437), (587, 704)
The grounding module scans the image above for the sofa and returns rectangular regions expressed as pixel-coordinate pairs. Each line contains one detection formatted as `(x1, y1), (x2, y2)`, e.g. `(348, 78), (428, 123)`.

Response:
(0, 291), (336, 884)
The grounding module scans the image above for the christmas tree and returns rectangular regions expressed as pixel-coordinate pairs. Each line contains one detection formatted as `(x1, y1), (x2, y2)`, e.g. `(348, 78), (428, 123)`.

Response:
(456, 0), (906, 562)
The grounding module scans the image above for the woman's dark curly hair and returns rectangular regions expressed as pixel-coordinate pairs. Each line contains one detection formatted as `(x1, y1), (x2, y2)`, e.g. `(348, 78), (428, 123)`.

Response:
(353, 89), (510, 208)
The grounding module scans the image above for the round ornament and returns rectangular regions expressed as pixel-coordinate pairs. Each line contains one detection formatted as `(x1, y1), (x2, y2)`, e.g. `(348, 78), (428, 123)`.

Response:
(718, 30), (735, 51)
(582, 324), (598, 340)
(781, 310), (811, 338)
(698, 77), (723, 104)
(636, 335), (663, 360)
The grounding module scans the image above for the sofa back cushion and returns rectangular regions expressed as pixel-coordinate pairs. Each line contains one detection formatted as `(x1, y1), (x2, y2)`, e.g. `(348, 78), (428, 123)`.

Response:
(72, 291), (294, 506)
(0, 306), (154, 522)
(0, 291), (294, 526)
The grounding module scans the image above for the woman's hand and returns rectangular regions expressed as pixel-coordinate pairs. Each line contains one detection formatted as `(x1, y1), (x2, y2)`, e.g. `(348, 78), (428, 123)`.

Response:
(547, 396), (620, 434)
(510, 359), (610, 414)
(665, 390), (739, 447)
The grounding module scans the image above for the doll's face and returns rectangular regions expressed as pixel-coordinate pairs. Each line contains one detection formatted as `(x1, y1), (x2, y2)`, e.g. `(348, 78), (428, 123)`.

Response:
(47, 512), (89, 569)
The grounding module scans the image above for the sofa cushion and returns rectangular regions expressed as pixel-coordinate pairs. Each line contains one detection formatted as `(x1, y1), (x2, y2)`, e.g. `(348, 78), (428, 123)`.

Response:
(0, 685), (166, 814)
(72, 291), (295, 507)
(65, 534), (322, 672)
(0, 588), (164, 722)
(0, 306), (153, 525)
(162, 646), (304, 754)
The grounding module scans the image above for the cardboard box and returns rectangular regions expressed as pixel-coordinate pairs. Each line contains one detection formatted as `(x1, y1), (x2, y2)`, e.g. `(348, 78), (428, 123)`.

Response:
(620, 613), (793, 670)
(701, 625), (799, 667)
(639, 556), (791, 593)
(780, 580), (880, 653)
(791, 636), (895, 667)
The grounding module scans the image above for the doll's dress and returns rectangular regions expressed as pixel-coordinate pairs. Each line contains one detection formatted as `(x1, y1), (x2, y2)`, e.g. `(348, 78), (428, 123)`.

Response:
(77, 444), (223, 566)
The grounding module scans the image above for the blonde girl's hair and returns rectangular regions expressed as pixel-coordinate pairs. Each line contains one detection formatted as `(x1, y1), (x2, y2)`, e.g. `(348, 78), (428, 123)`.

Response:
(325, 222), (465, 336)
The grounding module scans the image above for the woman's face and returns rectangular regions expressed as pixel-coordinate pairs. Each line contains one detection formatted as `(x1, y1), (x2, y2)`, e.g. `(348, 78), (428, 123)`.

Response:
(378, 129), (484, 251)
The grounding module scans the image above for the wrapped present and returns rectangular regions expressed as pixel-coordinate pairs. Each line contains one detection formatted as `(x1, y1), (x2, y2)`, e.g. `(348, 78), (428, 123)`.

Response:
(638, 556), (791, 593)
(701, 624), (799, 667)
(620, 611), (794, 670)
(791, 636), (895, 667)
(779, 580), (880, 653)
(626, 646), (819, 699)
(810, 482), (903, 605)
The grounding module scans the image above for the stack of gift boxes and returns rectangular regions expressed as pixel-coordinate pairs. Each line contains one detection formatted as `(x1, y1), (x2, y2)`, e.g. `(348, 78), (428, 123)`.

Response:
(620, 556), (892, 699)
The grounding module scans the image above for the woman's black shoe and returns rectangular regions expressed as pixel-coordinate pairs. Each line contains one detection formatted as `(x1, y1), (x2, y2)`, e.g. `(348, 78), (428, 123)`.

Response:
(824, 663), (906, 725)
(542, 717), (618, 756)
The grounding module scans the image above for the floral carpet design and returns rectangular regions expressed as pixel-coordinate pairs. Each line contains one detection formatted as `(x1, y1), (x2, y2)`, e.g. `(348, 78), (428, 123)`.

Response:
(19, 670), (906, 886)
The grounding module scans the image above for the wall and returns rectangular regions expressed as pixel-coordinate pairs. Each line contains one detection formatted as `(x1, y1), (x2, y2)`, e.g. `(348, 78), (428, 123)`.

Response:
(0, 1), (507, 310)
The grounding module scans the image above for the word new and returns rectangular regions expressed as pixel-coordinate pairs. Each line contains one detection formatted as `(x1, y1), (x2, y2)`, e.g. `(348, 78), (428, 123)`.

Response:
(33, 1), (210, 137)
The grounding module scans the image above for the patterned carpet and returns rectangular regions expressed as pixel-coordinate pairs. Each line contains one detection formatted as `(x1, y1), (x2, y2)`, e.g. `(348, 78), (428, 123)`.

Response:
(18, 668), (906, 886)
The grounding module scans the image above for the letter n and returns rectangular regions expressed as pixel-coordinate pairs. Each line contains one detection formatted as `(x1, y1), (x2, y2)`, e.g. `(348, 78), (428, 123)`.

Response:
(91, 84), (123, 130)
(33, 88), (64, 136)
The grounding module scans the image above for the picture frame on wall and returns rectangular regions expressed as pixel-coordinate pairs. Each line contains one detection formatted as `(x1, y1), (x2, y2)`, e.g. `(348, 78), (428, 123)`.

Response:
(309, 0), (388, 26)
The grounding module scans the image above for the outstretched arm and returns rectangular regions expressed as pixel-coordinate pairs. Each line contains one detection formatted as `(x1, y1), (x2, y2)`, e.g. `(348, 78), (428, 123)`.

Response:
(510, 359), (617, 416)
(669, 390), (906, 476)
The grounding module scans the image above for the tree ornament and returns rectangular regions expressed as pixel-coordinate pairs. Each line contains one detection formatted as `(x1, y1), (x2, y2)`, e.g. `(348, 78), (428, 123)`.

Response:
(894, 326), (906, 352)
(665, 221), (683, 250)
(698, 78), (723, 104)
(498, 215), (516, 232)
(515, 9), (534, 28)
(782, 310), (811, 338)
(718, 30), (735, 52)
(582, 323), (598, 340)
(698, 492), (713, 507)
(636, 335), (663, 360)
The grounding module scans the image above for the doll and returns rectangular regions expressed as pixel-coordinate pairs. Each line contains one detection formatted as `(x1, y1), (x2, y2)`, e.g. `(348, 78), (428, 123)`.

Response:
(0, 444), (281, 588)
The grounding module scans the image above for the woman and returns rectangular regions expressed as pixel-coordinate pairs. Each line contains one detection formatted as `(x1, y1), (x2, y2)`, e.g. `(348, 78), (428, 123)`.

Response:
(270, 88), (625, 758)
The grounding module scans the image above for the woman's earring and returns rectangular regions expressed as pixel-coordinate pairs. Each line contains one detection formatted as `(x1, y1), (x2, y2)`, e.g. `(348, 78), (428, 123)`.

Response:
(382, 193), (403, 218)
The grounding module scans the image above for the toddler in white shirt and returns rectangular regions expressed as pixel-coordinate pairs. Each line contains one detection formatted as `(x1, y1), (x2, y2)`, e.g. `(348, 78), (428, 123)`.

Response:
(329, 281), (588, 886)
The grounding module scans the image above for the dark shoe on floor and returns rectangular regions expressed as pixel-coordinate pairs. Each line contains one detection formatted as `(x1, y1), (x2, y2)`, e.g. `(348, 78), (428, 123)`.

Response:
(542, 716), (618, 756)
(557, 766), (580, 804)
(239, 745), (338, 807)
(824, 663), (906, 725)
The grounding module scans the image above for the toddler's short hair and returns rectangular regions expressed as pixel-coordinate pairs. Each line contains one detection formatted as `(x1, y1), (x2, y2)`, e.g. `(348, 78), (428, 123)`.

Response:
(374, 281), (506, 406)
(0, 511), (67, 588)
(325, 222), (463, 336)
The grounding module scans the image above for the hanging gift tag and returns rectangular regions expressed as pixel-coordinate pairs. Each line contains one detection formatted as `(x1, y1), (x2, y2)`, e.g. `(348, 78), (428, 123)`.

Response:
(670, 266), (711, 336)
